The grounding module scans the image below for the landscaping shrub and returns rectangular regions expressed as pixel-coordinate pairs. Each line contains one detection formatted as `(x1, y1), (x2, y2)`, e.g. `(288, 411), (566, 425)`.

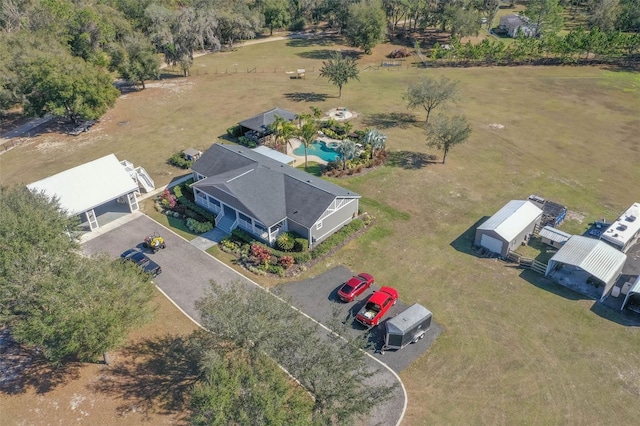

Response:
(238, 136), (257, 148)
(311, 219), (364, 259)
(251, 244), (272, 266)
(278, 256), (295, 269)
(168, 152), (192, 169)
(289, 18), (305, 32)
(267, 264), (286, 277)
(175, 193), (216, 223)
(227, 125), (241, 138)
(186, 218), (214, 233)
(232, 228), (254, 244)
(294, 238), (308, 252)
(275, 232), (295, 252)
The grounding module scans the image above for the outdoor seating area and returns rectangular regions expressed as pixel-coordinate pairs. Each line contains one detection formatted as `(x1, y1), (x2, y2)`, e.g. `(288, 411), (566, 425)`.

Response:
(328, 107), (355, 121)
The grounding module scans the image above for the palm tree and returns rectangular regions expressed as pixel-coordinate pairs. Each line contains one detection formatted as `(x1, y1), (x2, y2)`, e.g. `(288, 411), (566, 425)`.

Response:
(296, 117), (318, 170)
(268, 115), (297, 153)
(363, 128), (387, 159)
(337, 139), (357, 170)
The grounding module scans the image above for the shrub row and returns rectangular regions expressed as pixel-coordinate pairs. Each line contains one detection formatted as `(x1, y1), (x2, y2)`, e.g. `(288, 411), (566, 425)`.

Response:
(174, 190), (216, 224)
(238, 136), (257, 148)
(311, 219), (364, 259)
(227, 125), (241, 138)
(186, 218), (213, 233)
(231, 229), (311, 264)
(167, 152), (192, 169)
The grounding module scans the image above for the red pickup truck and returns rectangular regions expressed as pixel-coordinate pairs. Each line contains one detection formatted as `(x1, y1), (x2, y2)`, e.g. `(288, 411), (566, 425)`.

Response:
(356, 287), (399, 328)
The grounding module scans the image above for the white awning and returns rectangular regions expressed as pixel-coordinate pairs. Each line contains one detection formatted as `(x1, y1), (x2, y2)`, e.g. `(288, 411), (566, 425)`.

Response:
(27, 154), (138, 215)
(252, 146), (295, 165)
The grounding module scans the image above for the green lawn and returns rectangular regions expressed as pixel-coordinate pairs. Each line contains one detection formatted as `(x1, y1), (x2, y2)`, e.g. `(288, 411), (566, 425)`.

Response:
(2, 35), (640, 424)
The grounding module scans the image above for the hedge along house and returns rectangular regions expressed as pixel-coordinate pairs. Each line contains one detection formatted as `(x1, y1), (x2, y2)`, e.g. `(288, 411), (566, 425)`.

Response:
(191, 143), (361, 249)
(475, 200), (543, 257)
(26, 154), (152, 231)
(545, 235), (627, 301)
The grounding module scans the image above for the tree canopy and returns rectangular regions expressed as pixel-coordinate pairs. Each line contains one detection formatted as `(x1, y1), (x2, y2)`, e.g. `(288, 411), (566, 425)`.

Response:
(405, 76), (459, 125)
(319, 51), (360, 98)
(0, 186), (155, 365)
(426, 114), (472, 164)
(345, 0), (387, 54)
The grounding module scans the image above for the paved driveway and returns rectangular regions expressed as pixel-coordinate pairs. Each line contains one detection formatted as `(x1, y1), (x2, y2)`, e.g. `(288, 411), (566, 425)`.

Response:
(274, 266), (443, 373)
(82, 215), (406, 425)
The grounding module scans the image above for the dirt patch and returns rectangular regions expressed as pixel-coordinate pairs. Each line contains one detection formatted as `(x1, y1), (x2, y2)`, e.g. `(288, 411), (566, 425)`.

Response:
(565, 210), (585, 224)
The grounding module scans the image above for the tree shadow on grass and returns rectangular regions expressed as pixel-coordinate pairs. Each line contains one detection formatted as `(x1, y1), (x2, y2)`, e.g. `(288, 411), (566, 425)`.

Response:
(284, 92), (330, 102)
(385, 151), (437, 169)
(286, 35), (343, 48)
(0, 329), (82, 395)
(361, 112), (418, 129)
(295, 48), (363, 61)
(89, 332), (208, 417)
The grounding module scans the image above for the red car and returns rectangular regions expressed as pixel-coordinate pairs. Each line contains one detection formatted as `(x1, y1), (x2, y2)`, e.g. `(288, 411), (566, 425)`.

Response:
(356, 287), (399, 328)
(337, 273), (375, 302)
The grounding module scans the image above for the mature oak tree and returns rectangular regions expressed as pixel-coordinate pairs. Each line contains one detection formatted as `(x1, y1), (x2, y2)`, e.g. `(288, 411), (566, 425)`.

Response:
(0, 186), (155, 365)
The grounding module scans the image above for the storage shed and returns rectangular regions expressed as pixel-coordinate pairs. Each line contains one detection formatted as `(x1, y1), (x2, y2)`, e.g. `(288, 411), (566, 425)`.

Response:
(475, 200), (543, 257)
(384, 303), (432, 351)
(545, 235), (627, 301)
(539, 226), (571, 249)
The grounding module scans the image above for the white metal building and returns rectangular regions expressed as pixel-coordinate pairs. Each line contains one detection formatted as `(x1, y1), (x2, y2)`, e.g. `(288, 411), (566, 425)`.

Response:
(600, 202), (640, 252)
(27, 154), (144, 231)
(475, 200), (543, 257)
(621, 275), (640, 312)
(539, 226), (571, 249)
(546, 235), (627, 301)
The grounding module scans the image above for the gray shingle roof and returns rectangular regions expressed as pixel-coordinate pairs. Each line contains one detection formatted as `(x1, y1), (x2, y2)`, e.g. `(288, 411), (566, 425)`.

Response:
(191, 144), (360, 228)
(238, 107), (297, 133)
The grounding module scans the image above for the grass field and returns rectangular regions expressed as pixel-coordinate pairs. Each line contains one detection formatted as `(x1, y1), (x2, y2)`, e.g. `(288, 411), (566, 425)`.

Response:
(1, 34), (640, 424)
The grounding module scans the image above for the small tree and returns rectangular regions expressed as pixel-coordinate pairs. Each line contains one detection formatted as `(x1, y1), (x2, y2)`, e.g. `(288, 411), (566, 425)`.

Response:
(263, 0), (291, 35)
(268, 114), (297, 153)
(363, 128), (387, 159)
(405, 76), (459, 125)
(345, 0), (387, 54)
(337, 139), (357, 170)
(319, 51), (360, 98)
(427, 114), (472, 164)
(296, 116), (319, 170)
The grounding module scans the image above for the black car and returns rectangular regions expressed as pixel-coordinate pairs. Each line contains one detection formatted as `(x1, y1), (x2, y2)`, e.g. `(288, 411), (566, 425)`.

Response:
(121, 249), (162, 277)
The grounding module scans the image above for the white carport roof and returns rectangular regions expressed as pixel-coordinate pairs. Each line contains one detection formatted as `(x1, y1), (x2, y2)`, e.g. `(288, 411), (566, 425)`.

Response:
(621, 275), (640, 311)
(477, 200), (542, 242)
(546, 235), (627, 299)
(27, 154), (138, 215)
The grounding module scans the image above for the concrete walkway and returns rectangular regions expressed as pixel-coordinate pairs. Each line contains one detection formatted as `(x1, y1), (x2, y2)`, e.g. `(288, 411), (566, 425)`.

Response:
(190, 228), (228, 251)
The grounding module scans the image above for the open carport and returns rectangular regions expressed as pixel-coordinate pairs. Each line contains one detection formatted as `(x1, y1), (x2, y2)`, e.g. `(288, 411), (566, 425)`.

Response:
(545, 235), (627, 301)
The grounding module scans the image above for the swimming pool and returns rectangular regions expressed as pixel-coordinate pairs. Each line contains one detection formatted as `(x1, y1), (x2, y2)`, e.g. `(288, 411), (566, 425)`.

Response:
(293, 140), (341, 162)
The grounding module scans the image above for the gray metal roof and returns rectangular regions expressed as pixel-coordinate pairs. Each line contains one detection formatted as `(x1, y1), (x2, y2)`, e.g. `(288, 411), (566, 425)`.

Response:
(252, 145), (295, 164)
(191, 144), (360, 228)
(477, 200), (542, 242)
(386, 303), (432, 335)
(238, 107), (297, 133)
(539, 226), (571, 244)
(546, 235), (627, 287)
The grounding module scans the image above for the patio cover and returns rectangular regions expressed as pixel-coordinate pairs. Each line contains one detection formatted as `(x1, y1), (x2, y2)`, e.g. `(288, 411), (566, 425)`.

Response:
(27, 154), (138, 215)
(252, 146), (295, 165)
(545, 235), (627, 301)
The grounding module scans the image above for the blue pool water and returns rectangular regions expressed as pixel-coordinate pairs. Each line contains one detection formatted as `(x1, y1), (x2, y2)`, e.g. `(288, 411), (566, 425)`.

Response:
(293, 140), (341, 162)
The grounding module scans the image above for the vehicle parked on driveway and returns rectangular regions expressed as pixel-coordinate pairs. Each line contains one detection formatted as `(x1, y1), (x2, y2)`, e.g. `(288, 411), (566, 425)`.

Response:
(143, 232), (166, 252)
(356, 287), (398, 328)
(337, 273), (374, 302)
(121, 248), (162, 277)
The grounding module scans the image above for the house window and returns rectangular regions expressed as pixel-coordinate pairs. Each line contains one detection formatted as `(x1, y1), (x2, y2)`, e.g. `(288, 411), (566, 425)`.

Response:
(255, 222), (266, 232)
(239, 212), (251, 223)
(207, 196), (220, 207)
(316, 221), (322, 230)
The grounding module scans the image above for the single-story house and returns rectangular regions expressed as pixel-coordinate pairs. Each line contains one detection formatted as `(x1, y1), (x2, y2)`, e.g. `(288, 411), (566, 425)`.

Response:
(539, 225), (571, 249)
(190, 143), (361, 249)
(498, 14), (537, 38)
(238, 107), (297, 139)
(475, 200), (543, 257)
(545, 235), (627, 301)
(27, 154), (152, 231)
(600, 202), (640, 253)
